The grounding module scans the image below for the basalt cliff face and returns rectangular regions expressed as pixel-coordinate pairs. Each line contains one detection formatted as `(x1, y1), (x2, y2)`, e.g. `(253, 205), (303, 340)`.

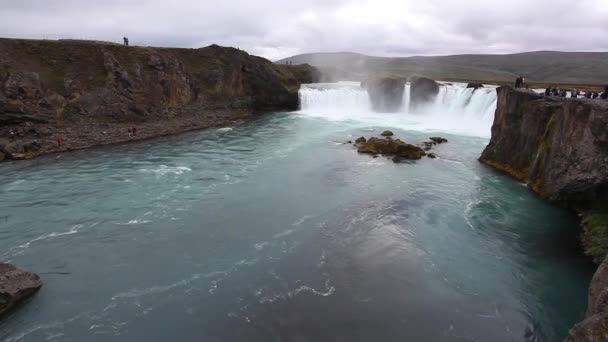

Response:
(409, 76), (440, 111)
(0, 38), (318, 161)
(480, 87), (608, 209)
(479, 86), (608, 341)
(360, 77), (406, 112)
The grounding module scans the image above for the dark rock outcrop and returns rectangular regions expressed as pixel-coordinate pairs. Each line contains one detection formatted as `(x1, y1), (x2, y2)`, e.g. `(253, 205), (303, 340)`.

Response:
(565, 256), (608, 341)
(0, 38), (319, 161)
(0, 263), (42, 316)
(479, 87), (608, 209)
(361, 77), (406, 112)
(357, 137), (425, 160)
(355, 136), (366, 144)
(467, 83), (484, 89)
(430, 137), (448, 144)
(409, 77), (440, 110)
(478, 86), (608, 340)
(381, 130), (394, 137)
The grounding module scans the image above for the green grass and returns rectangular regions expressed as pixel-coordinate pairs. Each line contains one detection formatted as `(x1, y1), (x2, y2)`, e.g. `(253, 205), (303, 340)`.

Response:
(582, 211), (608, 263)
(279, 51), (608, 86)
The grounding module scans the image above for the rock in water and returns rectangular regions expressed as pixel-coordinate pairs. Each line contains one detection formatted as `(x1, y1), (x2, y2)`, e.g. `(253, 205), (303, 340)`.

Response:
(381, 130), (394, 137)
(0, 263), (42, 316)
(361, 77), (406, 112)
(355, 136), (367, 144)
(429, 137), (448, 144)
(357, 137), (425, 160)
(409, 76), (440, 111)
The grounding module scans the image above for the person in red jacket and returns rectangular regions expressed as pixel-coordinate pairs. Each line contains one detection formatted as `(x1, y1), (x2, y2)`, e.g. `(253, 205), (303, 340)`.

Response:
(132, 127), (137, 136)
(56, 136), (62, 147)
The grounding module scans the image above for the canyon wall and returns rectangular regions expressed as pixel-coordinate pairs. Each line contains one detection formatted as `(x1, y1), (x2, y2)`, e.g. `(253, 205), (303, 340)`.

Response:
(0, 38), (318, 160)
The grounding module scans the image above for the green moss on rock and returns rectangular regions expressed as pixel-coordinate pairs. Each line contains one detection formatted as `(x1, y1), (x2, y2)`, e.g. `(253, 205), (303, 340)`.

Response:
(582, 211), (608, 263)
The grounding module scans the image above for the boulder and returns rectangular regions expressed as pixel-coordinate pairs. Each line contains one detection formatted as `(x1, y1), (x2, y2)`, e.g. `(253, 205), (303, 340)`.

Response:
(430, 137), (448, 144)
(361, 77), (406, 112)
(0, 263), (42, 317)
(427, 153), (437, 159)
(409, 77), (440, 111)
(381, 130), (394, 137)
(355, 136), (366, 144)
(3, 141), (24, 155)
(357, 137), (425, 160)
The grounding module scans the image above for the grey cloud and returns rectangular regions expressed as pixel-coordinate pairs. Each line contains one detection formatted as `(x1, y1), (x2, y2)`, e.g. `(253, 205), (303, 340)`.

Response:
(0, 0), (606, 60)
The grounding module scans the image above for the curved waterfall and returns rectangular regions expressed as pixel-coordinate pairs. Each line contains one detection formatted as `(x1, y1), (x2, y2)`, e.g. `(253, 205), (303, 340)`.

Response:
(298, 82), (498, 138)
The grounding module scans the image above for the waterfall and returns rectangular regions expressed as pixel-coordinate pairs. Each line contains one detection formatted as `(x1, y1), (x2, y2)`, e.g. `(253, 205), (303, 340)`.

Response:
(298, 82), (497, 138)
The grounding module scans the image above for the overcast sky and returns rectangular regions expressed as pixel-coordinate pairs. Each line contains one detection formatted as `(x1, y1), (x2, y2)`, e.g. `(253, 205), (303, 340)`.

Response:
(1, 0), (607, 60)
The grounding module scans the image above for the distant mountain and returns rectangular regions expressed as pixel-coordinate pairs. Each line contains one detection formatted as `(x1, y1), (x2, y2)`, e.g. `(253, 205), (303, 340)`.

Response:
(276, 51), (608, 85)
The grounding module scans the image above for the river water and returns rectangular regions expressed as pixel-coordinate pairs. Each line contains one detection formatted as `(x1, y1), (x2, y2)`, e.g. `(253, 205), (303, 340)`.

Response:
(0, 83), (595, 341)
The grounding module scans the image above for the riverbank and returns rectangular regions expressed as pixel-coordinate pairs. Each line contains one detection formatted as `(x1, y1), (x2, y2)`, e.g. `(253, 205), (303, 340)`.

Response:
(1, 109), (253, 161)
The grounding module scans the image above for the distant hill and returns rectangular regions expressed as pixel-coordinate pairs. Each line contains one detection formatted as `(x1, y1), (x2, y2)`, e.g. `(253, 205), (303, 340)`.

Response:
(277, 51), (608, 85)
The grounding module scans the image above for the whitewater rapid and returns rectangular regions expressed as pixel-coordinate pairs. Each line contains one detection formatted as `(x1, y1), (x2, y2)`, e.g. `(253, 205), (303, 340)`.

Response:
(298, 81), (498, 138)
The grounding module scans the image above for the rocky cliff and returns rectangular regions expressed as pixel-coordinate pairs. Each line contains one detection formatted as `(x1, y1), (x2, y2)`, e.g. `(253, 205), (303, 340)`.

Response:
(480, 87), (608, 210)
(0, 38), (318, 161)
(566, 255), (608, 341)
(479, 86), (608, 340)
(360, 77), (406, 112)
(409, 76), (440, 111)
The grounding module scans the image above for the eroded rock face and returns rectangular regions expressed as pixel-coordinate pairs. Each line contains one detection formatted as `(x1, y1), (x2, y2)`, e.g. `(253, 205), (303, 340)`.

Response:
(361, 77), (406, 112)
(0, 263), (42, 316)
(0, 39), (319, 161)
(409, 77), (440, 110)
(565, 256), (608, 341)
(479, 87), (608, 340)
(479, 87), (608, 209)
(357, 137), (426, 160)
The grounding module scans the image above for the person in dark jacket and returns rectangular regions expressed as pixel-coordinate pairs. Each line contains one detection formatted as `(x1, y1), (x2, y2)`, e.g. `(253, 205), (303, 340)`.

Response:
(601, 86), (608, 99)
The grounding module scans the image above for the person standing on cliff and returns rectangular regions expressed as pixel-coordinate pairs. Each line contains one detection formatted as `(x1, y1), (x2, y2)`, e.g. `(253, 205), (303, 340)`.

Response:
(132, 127), (137, 136)
(55, 136), (62, 147)
(514, 76), (524, 88)
(600, 86), (608, 100)
(123, 37), (129, 46)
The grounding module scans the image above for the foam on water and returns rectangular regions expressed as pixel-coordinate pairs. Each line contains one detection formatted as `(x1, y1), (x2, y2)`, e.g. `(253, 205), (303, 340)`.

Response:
(298, 81), (497, 138)
(138, 165), (192, 176)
